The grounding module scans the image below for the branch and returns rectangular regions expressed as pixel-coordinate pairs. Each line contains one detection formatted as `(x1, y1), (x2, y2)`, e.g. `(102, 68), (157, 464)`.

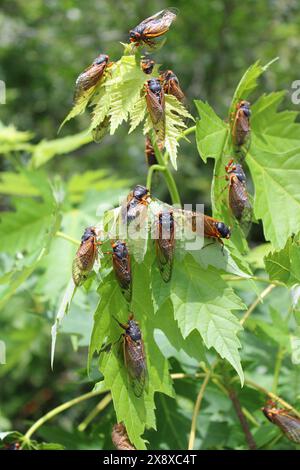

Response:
(78, 393), (112, 432)
(228, 388), (257, 450)
(21, 389), (107, 447)
(240, 284), (276, 326)
(55, 231), (80, 246)
(187, 360), (218, 450)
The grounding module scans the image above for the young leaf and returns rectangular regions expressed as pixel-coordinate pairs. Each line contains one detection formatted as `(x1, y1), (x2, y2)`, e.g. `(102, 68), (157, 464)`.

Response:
(164, 94), (193, 170)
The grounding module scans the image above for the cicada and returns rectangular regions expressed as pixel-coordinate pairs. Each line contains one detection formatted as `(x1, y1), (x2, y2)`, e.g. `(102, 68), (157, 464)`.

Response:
(225, 159), (252, 230)
(74, 54), (111, 103)
(145, 78), (165, 124)
(114, 314), (147, 398)
(111, 423), (135, 450)
(186, 211), (231, 244)
(155, 211), (175, 282)
(122, 184), (151, 224)
(129, 9), (177, 47)
(231, 100), (251, 147)
(141, 56), (155, 75)
(262, 401), (300, 444)
(145, 134), (159, 167)
(72, 226), (100, 286)
(160, 69), (184, 102)
(111, 240), (132, 302)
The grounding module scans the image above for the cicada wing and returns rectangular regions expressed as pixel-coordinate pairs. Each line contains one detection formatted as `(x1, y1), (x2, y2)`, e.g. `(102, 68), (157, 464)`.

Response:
(155, 237), (175, 282)
(72, 239), (97, 286)
(232, 109), (250, 146)
(142, 9), (177, 38)
(229, 178), (253, 234)
(272, 413), (300, 444)
(145, 89), (165, 124)
(124, 337), (147, 398)
(74, 61), (107, 103)
(112, 255), (132, 302)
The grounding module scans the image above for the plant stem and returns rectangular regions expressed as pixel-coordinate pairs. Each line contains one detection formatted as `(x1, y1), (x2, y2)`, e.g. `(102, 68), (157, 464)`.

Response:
(149, 131), (182, 206)
(240, 284), (276, 326)
(55, 230), (80, 246)
(272, 346), (285, 394)
(244, 379), (300, 418)
(78, 393), (112, 432)
(188, 360), (217, 450)
(146, 164), (166, 190)
(181, 125), (196, 139)
(228, 387), (257, 450)
(224, 275), (284, 287)
(21, 389), (104, 447)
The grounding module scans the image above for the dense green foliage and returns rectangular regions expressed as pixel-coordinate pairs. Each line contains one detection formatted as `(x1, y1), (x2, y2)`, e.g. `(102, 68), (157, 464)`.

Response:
(1, 0), (300, 451)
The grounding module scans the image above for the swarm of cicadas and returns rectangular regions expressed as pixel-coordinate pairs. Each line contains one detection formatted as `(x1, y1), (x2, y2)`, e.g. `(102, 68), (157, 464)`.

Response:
(113, 314), (148, 398)
(72, 226), (101, 286)
(231, 99), (251, 149)
(262, 401), (300, 444)
(129, 9), (177, 47)
(74, 54), (112, 103)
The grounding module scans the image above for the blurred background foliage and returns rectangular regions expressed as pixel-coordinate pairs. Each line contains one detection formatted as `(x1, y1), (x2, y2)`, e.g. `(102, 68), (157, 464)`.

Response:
(1, 0), (300, 450)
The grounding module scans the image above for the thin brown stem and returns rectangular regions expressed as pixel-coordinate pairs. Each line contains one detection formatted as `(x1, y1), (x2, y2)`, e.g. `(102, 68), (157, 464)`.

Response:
(228, 388), (257, 450)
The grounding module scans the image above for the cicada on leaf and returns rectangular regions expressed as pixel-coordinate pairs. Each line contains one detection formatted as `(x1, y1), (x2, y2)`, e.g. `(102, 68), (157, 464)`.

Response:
(122, 184), (151, 225)
(231, 100), (251, 148)
(114, 314), (147, 398)
(141, 56), (155, 75)
(181, 210), (231, 245)
(111, 423), (135, 450)
(129, 9), (177, 47)
(110, 240), (132, 302)
(145, 78), (165, 124)
(145, 135), (164, 168)
(145, 78), (165, 144)
(74, 54), (111, 103)
(225, 159), (253, 233)
(155, 210), (175, 282)
(72, 227), (100, 286)
(160, 69), (184, 102)
(262, 401), (300, 444)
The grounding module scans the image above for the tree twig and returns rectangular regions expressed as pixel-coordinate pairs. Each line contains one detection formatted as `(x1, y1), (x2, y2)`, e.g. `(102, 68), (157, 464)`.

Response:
(240, 284), (276, 326)
(228, 388), (257, 450)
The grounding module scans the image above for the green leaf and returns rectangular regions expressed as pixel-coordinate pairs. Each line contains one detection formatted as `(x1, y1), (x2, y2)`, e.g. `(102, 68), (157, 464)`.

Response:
(30, 131), (92, 168)
(170, 254), (245, 384)
(129, 96), (147, 133)
(0, 122), (33, 154)
(164, 94), (193, 170)
(59, 85), (99, 132)
(0, 198), (57, 255)
(90, 257), (174, 449)
(247, 92), (300, 248)
(195, 100), (227, 163)
(229, 59), (278, 113)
